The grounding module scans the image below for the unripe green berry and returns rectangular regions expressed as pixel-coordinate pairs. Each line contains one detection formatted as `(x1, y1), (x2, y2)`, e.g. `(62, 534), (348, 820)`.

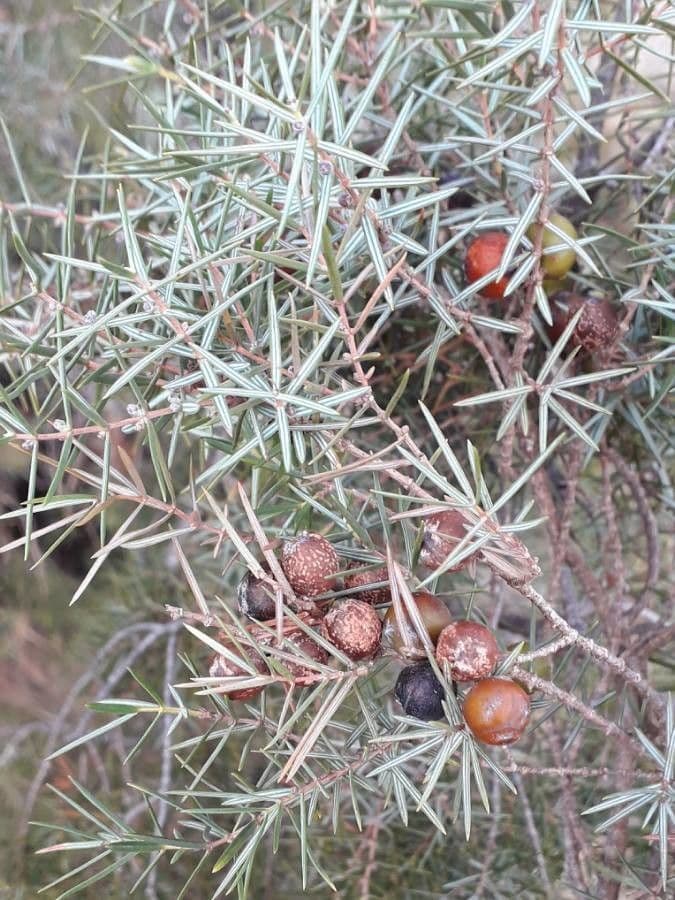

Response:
(528, 213), (577, 279)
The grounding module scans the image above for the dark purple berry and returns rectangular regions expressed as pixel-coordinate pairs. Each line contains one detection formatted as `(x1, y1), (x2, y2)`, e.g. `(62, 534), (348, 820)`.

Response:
(237, 570), (277, 621)
(394, 661), (445, 721)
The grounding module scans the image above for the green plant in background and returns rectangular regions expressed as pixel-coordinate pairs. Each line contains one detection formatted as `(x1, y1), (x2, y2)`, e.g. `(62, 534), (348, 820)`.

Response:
(0, 0), (673, 897)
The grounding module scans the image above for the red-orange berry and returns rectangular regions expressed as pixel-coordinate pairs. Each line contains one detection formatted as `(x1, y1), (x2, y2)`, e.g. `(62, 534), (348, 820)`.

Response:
(462, 677), (530, 745)
(435, 621), (499, 682)
(465, 232), (510, 300)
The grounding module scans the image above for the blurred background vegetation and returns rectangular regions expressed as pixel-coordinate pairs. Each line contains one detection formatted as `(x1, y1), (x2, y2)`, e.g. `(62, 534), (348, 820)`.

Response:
(0, 3), (145, 893)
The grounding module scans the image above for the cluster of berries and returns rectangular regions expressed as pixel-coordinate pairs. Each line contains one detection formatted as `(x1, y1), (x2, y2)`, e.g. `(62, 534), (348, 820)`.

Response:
(392, 609), (529, 746)
(464, 212), (619, 351)
(208, 510), (530, 747)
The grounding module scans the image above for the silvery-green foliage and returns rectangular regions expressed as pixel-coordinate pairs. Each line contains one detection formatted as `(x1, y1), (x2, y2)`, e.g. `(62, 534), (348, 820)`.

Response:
(0, 1), (672, 896)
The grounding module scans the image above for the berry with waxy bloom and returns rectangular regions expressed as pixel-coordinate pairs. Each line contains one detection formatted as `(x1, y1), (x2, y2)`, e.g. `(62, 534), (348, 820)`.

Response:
(281, 532), (340, 597)
(323, 598), (382, 660)
(549, 293), (620, 352)
(282, 632), (330, 681)
(420, 509), (478, 573)
(344, 561), (390, 605)
(435, 620), (499, 682)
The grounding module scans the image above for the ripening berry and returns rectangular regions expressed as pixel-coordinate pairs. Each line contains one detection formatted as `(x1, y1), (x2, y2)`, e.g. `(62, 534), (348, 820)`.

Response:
(435, 620), (499, 682)
(542, 276), (570, 298)
(462, 677), (530, 745)
(395, 661), (445, 721)
(548, 293), (620, 352)
(237, 570), (277, 621)
(548, 297), (572, 345)
(283, 632), (330, 681)
(323, 598), (382, 660)
(281, 532), (340, 597)
(382, 590), (452, 659)
(344, 561), (390, 605)
(208, 642), (268, 701)
(528, 213), (577, 278)
(420, 510), (477, 573)
(464, 231), (510, 300)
